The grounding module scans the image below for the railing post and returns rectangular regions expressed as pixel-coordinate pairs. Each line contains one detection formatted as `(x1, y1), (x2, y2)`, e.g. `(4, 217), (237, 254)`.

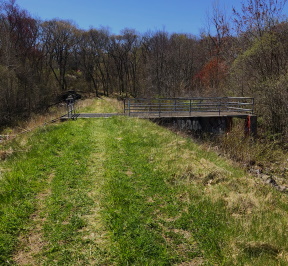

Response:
(128, 100), (131, 116)
(72, 103), (75, 118)
(189, 99), (192, 114)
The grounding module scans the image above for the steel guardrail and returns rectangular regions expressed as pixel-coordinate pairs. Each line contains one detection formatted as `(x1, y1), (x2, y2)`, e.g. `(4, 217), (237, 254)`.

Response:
(124, 97), (254, 116)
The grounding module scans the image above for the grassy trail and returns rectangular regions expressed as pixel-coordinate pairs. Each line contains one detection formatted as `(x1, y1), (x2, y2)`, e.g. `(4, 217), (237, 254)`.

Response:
(1, 98), (288, 265)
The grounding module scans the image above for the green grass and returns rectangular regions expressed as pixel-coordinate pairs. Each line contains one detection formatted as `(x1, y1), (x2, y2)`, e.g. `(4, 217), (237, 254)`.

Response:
(101, 117), (199, 264)
(1, 98), (288, 265)
(0, 122), (96, 264)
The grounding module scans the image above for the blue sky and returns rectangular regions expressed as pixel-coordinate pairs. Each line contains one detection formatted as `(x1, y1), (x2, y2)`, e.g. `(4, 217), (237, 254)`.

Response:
(14, 0), (288, 35)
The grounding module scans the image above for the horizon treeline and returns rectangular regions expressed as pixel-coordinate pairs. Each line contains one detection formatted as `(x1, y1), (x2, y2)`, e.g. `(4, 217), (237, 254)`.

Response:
(0, 0), (288, 139)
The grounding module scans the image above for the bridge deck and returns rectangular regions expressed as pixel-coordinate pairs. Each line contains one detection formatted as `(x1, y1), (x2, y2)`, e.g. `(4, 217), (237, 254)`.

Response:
(61, 111), (255, 120)
(61, 97), (256, 120)
(124, 97), (255, 118)
(126, 111), (253, 119)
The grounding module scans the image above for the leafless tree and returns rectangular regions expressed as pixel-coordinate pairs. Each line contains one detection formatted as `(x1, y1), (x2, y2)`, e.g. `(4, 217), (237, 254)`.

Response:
(41, 19), (78, 92)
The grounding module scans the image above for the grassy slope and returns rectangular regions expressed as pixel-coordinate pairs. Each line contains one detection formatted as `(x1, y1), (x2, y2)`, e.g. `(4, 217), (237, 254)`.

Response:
(0, 98), (288, 265)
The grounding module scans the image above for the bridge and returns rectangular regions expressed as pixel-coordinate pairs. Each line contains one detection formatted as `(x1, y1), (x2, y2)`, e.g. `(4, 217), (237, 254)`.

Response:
(123, 97), (256, 135)
(123, 97), (254, 117)
(62, 97), (257, 135)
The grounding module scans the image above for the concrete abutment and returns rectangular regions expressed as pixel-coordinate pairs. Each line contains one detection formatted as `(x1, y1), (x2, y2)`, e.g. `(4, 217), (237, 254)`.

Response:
(152, 115), (257, 136)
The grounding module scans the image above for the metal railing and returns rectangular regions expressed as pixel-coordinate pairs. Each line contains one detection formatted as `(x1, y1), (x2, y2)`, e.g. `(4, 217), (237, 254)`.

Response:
(124, 97), (254, 116)
(66, 95), (76, 119)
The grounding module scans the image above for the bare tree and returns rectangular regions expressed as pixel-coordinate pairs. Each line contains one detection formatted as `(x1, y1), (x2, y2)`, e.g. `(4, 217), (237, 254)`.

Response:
(0, 0), (43, 120)
(233, 0), (287, 39)
(41, 19), (78, 92)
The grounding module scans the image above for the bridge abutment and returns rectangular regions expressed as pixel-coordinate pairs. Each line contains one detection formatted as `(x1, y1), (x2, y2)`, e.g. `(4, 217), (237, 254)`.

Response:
(153, 115), (257, 136)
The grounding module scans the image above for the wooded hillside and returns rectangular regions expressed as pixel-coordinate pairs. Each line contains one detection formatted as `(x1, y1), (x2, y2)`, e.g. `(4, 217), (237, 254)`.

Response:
(0, 0), (287, 140)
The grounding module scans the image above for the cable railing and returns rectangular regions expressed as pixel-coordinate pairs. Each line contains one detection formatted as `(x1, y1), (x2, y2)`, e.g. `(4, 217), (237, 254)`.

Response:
(124, 97), (254, 117)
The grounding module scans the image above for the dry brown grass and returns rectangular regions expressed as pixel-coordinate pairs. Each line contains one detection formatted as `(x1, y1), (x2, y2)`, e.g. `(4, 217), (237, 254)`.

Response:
(77, 130), (115, 265)
(157, 137), (233, 188)
(0, 105), (66, 144)
(77, 97), (123, 113)
(76, 98), (96, 110)
(225, 191), (260, 215)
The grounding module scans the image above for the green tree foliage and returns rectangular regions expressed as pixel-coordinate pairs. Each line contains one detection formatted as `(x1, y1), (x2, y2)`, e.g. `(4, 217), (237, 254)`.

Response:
(231, 23), (288, 137)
